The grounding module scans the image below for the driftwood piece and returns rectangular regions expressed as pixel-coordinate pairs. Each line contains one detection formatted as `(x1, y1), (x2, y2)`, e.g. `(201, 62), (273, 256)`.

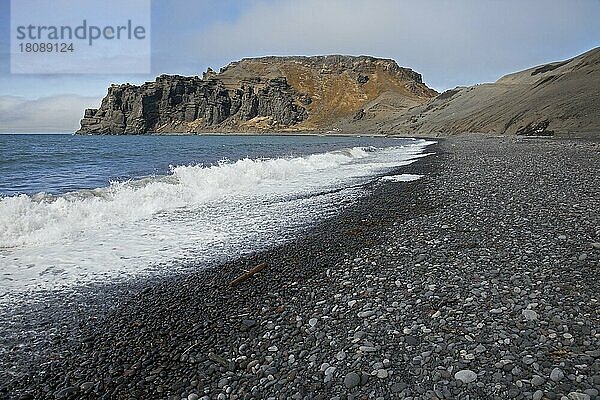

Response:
(208, 352), (229, 367)
(230, 262), (268, 287)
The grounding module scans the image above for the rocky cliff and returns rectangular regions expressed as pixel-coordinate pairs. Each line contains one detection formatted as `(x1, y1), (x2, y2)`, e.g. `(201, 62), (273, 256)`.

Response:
(377, 47), (600, 136)
(76, 55), (436, 134)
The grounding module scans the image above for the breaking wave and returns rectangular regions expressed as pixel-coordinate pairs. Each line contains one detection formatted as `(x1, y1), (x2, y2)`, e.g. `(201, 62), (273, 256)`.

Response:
(0, 141), (433, 298)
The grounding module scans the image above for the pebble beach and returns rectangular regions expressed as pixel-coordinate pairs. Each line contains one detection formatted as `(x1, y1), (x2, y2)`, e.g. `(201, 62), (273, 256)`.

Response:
(1, 135), (599, 400)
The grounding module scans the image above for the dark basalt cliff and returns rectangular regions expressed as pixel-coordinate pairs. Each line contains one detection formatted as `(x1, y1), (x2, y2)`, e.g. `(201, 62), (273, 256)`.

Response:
(76, 55), (436, 134)
(78, 75), (307, 134)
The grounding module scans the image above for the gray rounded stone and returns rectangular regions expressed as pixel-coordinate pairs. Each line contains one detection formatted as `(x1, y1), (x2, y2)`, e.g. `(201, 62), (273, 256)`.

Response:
(376, 369), (389, 379)
(531, 375), (545, 386)
(533, 390), (544, 400)
(568, 393), (591, 400)
(550, 367), (564, 382)
(344, 372), (360, 389)
(454, 369), (477, 383)
(522, 309), (539, 321)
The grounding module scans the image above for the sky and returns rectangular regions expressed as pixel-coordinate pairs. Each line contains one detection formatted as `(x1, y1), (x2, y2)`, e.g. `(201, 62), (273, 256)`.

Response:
(0, 0), (599, 133)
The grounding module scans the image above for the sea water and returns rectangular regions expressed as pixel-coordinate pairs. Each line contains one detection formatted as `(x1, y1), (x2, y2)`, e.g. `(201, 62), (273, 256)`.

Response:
(0, 134), (434, 302)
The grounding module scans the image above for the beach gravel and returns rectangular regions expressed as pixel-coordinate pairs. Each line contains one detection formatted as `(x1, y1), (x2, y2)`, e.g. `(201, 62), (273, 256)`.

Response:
(1, 135), (598, 399)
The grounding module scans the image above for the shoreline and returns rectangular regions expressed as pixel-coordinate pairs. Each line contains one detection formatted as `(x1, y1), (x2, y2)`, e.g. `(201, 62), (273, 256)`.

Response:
(8, 131), (599, 142)
(0, 139), (440, 397)
(71, 131), (397, 138)
(2, 136), (599, 400)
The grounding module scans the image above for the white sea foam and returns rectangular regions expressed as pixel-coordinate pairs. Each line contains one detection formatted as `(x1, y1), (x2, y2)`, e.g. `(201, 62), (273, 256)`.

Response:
(0, 141), (434, 301)
(380, 173), (423, 182)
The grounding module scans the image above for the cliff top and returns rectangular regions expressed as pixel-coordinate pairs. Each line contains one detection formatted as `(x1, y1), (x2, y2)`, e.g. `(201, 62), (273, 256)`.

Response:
(216, 54), (426, 87)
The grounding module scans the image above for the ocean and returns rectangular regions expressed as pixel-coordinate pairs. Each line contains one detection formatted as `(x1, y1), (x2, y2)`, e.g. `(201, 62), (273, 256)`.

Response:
(0, 134), (434, 302)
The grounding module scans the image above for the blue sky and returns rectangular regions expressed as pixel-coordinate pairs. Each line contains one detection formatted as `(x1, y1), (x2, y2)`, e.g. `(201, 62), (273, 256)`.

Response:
(1, 0), (599, 132)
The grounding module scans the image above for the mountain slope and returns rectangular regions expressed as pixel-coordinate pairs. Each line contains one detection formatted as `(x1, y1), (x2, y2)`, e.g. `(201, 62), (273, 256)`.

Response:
(379, 47), (600, 135)
(76, 56), (436, 134)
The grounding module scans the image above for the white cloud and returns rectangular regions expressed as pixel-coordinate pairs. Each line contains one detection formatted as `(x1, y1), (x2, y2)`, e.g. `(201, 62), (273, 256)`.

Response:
(185, 0), (600, 90)
(0, 94), (100, 133)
